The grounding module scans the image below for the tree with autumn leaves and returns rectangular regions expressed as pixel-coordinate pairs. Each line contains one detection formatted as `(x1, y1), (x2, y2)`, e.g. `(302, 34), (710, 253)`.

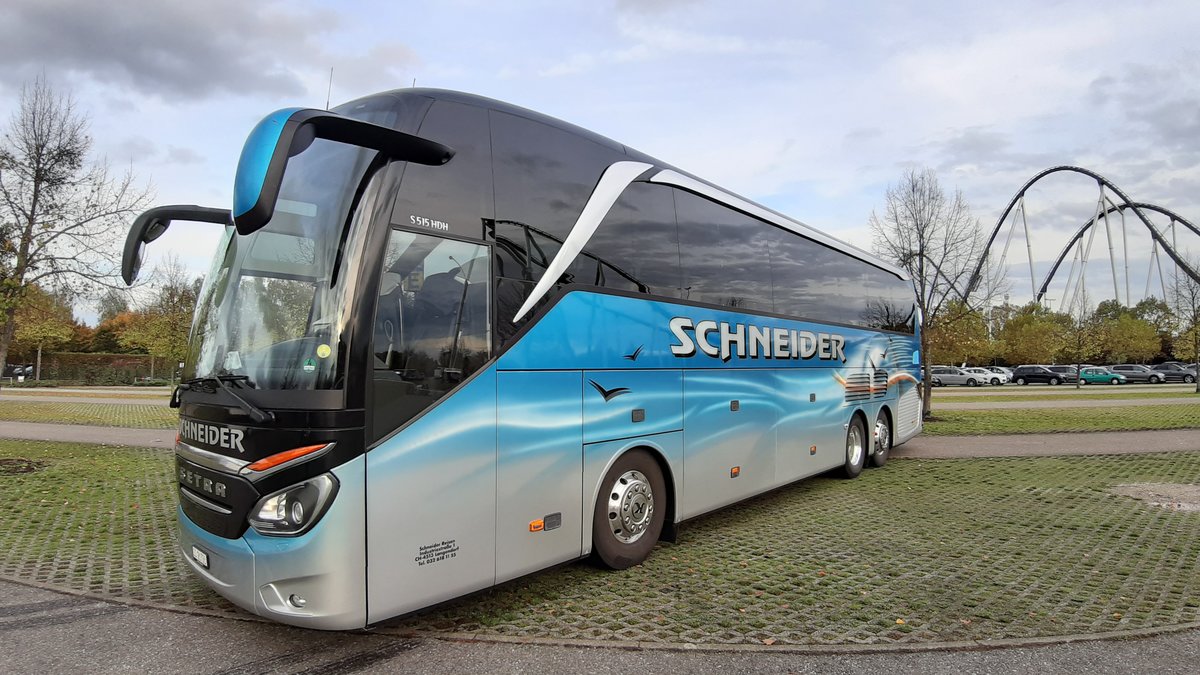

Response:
(0, 77), (151, 377)
(925, 300), (1170, 368)
(11, 284), (75, 378)
(118, 259), (200, 381)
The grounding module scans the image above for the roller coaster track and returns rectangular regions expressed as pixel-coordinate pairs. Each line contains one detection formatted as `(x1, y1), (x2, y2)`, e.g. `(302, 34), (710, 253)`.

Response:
(1033, 202), (1200, 303)
(967, 166), (1200, 303)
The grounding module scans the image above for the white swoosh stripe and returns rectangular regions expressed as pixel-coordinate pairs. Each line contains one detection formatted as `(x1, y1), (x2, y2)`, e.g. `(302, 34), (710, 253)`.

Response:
(511, 160), (653, 322)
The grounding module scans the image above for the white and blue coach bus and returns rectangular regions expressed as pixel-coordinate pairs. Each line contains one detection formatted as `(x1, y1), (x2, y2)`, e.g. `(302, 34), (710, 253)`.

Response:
(122, 89), (923, 630)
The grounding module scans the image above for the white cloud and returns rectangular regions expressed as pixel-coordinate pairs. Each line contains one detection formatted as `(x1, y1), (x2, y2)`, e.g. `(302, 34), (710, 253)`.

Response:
(5, 0), (1199, 310)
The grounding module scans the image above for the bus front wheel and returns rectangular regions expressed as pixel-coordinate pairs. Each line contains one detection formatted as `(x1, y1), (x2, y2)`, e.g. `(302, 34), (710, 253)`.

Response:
(592, 449), (666, 570)
(842, 416), (867, 478)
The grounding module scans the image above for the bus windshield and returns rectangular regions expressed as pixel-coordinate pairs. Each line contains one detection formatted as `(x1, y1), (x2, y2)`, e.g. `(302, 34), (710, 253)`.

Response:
(184, 137), (376, 390)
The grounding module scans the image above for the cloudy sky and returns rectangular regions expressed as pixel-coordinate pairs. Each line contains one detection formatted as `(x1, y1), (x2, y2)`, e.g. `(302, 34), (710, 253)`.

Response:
(2, 0), (1198, 320)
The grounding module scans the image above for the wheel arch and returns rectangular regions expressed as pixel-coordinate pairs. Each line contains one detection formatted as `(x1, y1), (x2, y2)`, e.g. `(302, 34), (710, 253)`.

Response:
(847, 407), (871, 442)
(875, 404), (894, 449)
(584, 439), (680, 554)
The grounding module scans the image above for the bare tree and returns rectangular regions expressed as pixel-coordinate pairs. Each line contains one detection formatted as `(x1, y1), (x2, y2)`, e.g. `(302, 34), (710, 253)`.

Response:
(1170, 257), (1200, 394)
(0, 77), (151, 375)
(869, 168), (997, 415)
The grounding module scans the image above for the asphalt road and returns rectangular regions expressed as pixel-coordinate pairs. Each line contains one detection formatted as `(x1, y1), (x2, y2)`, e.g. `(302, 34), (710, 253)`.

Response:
(0, 420), (175, 448)
(3, 580), (1199, 674)
(936, 396), (1200, 409)
(894, 428), (1200, 458)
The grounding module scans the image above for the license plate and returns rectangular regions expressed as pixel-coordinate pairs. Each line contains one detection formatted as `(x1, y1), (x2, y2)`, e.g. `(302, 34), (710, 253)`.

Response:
(191, 545), (210, 569)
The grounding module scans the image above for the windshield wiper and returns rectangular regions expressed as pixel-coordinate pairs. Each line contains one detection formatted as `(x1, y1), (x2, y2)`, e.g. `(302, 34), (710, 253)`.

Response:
(179, 375), (275, 424)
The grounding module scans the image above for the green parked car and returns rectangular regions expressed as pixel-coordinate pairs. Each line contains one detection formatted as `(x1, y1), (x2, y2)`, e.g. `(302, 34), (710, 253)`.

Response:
(1079, 367), (1126, 385)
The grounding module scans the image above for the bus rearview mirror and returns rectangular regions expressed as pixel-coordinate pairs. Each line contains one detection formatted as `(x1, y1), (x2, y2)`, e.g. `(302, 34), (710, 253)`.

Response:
(232, 108), (456, 236)
(121, 205), (232, 285)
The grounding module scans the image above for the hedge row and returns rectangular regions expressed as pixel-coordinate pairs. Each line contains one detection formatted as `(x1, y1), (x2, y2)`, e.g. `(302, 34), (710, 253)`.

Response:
(34, 352), (160, 385)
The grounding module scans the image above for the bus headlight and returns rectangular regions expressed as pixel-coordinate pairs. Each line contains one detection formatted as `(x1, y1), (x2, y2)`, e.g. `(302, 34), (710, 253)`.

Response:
(248, 474), (338, 536)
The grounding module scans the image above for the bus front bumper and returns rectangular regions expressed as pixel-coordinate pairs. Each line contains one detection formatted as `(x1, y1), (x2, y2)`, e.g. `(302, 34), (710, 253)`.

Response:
(176, 455), (368, 630)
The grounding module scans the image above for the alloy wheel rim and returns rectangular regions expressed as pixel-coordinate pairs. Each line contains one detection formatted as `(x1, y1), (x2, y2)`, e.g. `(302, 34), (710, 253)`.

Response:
(874, 419), (890, 454)
(848, 426), (864, 466)
(607, 470), (654, 544)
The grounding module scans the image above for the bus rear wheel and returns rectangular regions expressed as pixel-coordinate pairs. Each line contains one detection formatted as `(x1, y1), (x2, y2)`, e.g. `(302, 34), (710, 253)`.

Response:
(871, 412), (892, 468)
(842, 416), (867, 478)
(592, 449), (666, 570)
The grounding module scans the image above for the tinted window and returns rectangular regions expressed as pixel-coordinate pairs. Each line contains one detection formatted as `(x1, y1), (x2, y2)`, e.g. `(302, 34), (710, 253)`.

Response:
(765, 225), (915, 333)
(371, 230), (490, 438)
(675, 190), (772, 311)
(585, 183), (681, 297)
(391, 101), (493, 239)
(490, 111), (626, 283)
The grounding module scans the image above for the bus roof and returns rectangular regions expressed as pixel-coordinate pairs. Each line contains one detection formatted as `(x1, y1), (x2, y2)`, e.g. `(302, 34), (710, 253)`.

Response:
(360, 88), (910, 282)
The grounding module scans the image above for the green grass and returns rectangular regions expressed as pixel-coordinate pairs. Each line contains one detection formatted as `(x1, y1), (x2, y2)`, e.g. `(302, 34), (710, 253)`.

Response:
(935, 391), (1200, 403)
(0, 400), (177, 428)
(925, 404), (1200, 436)
(0, 439), (225, 611)
(3, 439), (1200, 645)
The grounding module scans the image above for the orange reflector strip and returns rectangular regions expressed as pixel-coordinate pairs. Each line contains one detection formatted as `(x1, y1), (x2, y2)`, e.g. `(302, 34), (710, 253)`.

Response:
(730, 466), (740, 478)
(247, 444), (329, 472)
(529, 519), (545, 532)
(810, 445), (817, 455)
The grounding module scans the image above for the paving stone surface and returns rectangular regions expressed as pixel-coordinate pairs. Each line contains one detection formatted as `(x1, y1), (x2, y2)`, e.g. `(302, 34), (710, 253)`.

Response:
(2, 439), (1200, 646)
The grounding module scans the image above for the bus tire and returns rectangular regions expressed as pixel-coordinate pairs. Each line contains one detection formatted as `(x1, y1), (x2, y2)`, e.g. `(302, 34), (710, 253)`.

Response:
(592, 449), (666, 570)
(842, 415), (867, 478)
(871, 411), (891, 468)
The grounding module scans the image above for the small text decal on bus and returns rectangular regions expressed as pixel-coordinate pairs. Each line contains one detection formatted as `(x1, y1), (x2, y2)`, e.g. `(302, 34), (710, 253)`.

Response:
(409, 214), (450, 231)
(414, 539), (459, 567)
(668, 317), (847, 363)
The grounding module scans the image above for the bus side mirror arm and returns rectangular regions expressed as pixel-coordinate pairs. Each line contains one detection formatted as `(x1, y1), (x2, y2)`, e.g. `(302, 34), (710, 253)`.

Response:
(121, 205), (232, 286)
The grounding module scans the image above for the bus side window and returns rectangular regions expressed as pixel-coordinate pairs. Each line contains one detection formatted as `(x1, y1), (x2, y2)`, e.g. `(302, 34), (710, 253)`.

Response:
(674, 190), (772, 311)
(585, 182), (682, 298)
(489, 111), (626, 284)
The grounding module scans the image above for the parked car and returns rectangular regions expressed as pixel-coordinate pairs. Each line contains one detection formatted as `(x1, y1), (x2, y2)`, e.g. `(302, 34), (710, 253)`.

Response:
(1046, 365), (1080, 384)
(965, 367), (1007, 385)
(1109, 364), (1166, 383)
(1078, 366), (1126, 385)
(1150, 363), (1197, 383)
(930, 366), (985, 386)
(1011, 365), (1065, 385)
(985, 366), (1014, 379)
(1, 363), (33, 378)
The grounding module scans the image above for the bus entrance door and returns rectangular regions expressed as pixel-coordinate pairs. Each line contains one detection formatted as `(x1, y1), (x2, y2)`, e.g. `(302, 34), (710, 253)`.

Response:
(495, 371), (584, 583)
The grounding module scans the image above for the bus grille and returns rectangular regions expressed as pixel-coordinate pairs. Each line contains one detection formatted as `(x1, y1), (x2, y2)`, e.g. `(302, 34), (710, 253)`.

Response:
(873, 370), (888, 398)
(844, 372), (873, 402)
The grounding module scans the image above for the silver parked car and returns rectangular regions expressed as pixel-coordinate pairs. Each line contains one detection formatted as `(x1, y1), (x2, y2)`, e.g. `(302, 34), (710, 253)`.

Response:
(1109, 364), (1165, 383)
(930, 366), (984, 387)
